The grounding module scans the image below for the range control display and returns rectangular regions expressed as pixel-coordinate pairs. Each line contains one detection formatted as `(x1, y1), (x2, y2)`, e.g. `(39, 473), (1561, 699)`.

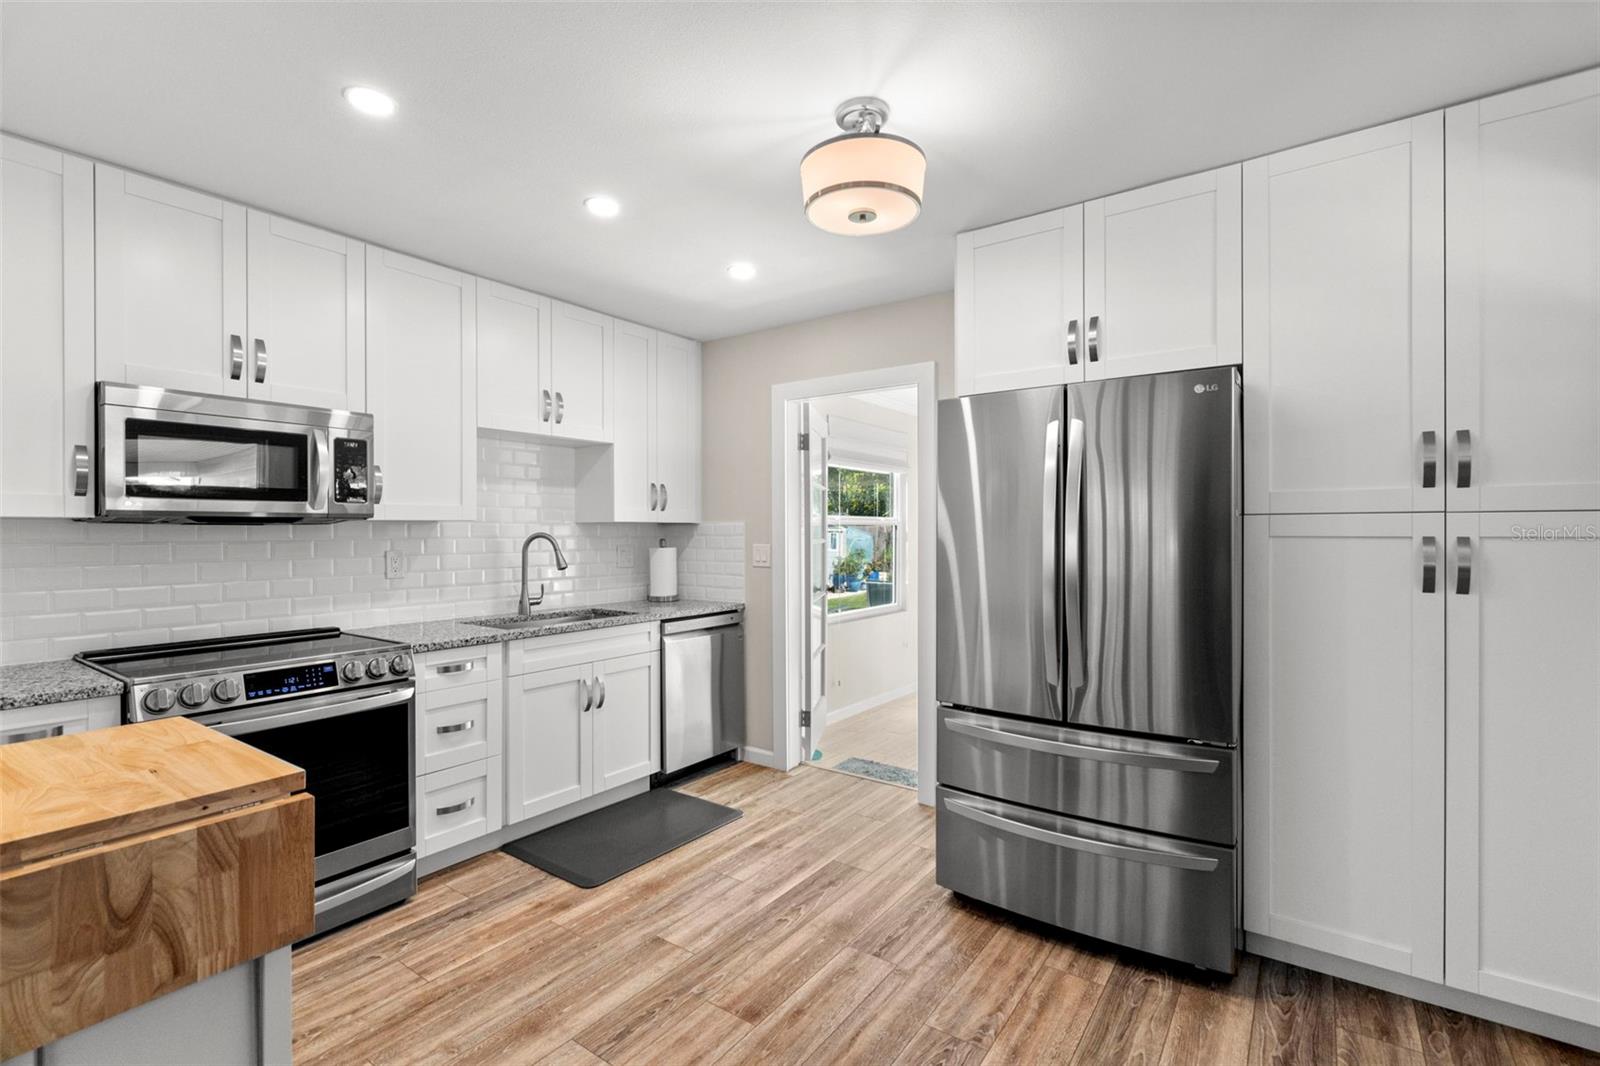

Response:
(333, 437), (370, 503)
(245, 661), (339, 700)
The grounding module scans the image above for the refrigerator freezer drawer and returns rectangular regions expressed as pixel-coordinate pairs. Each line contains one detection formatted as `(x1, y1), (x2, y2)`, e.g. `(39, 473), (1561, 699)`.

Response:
(938, 706), (1236, 844)
(936, 787), (1237, 972)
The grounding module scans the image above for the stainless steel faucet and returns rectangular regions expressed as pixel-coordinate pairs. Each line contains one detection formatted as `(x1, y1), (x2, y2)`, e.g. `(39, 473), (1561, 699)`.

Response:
(518, 532), (569, 615)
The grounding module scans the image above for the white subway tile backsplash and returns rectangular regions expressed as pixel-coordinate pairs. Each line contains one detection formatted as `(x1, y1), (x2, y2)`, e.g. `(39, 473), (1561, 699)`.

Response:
(0, 432), (744, 663)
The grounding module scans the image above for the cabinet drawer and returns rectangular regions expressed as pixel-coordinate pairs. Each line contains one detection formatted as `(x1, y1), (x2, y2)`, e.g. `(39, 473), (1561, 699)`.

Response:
(416, 757), (502, 857)
(937, 707), (1236, 844)
(418, 683), (501, 773)
(415, 646), (502, 693)
(936, 787), (1236, 972)
(507, 622), (657, 676)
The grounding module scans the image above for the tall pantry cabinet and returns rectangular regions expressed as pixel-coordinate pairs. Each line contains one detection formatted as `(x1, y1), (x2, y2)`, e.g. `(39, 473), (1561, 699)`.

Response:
(1243, 68), (1600, 1027)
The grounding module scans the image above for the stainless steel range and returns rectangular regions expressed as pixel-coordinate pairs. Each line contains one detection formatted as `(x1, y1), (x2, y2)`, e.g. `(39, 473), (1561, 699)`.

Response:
(79, 628), (418, 935)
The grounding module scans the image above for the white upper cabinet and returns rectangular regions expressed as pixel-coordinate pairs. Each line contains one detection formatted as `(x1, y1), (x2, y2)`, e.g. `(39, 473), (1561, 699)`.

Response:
(1445, 511), (1600, 1025)
(365, 247), (476, 521)
(1446, 70), (1600, 512)
(1244, 115), (1444, 515)
(476, 281), (550, 435)
(545, 300), (612, 442)
(1243, 512), (1445, 982)
(95, 165), (247, 395)
(1, 137), (94, 518)
(653, 332), (702, 522)
(1083, 165), (1242, 379)
(243, 212), (366, 410)
(954, 206), (1085, 395)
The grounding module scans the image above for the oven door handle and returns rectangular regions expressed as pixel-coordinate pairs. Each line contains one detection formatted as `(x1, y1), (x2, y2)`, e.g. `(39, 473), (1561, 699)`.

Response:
(199, 684), (415, 736)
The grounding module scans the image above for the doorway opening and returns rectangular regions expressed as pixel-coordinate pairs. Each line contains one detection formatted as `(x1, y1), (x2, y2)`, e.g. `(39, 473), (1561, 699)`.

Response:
(770, 363), (937, 804)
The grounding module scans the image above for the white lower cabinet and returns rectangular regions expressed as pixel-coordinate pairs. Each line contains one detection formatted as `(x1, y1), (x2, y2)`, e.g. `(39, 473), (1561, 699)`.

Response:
(506, 663), (591, 821)
(1444, 511), (1600, 1025)
(0, 696), (121, 746)
(417, 682), (501, 775)
(591, 651), (659, 792)
(417, 757), (503, 858)
(1244, 513), (1445, 981)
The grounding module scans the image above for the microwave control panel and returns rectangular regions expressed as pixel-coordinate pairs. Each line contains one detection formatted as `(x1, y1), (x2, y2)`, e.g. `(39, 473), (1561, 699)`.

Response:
(333, 438), (370, 503)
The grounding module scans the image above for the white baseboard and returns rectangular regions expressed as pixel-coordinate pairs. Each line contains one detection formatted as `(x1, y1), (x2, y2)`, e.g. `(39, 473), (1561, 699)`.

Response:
(1246, 933), (1600, 1052)
(828, 682), (916, 724)
(738, 745), (782, 769)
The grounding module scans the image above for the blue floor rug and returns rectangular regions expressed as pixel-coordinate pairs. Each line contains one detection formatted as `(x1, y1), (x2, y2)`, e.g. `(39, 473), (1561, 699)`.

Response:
(831, 756), (918, 790)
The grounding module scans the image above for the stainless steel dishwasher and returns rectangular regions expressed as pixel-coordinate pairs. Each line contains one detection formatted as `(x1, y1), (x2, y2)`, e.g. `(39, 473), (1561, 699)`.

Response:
(659, 609), (745, 778)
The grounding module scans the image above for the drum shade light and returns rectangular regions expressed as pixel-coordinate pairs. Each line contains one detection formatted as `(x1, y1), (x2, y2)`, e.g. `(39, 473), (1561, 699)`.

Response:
(801, 97), (925, 236)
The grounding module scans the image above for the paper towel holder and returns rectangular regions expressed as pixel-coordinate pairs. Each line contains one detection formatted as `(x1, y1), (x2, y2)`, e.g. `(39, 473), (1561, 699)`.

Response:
(648, 537), (680, 603)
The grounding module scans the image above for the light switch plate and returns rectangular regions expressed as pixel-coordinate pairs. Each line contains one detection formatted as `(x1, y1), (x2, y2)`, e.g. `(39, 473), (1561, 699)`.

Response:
(752, 543), (771, 568)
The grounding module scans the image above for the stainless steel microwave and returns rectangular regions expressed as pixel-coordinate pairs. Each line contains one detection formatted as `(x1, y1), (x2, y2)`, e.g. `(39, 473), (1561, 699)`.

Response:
(94, 383), (379, 523)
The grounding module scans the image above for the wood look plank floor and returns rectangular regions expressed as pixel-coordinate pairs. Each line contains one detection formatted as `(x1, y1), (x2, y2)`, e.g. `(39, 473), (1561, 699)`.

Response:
(812, 695), (919, 784)
(293, 764), (1594, 1066)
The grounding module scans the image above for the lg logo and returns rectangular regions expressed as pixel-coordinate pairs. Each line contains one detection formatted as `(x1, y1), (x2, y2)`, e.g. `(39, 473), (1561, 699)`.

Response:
(1193, 383), (1219, 394)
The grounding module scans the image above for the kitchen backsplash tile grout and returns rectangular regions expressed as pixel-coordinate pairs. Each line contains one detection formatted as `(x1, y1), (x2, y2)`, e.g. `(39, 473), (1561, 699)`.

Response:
(0, 433), (743, 664)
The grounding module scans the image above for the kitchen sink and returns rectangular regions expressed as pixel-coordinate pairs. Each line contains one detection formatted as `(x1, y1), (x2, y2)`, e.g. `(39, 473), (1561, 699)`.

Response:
(465, 608), (635, 630)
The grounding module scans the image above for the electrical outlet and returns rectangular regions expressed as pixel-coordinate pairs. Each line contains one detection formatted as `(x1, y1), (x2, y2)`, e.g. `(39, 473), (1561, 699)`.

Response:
(384, 550), (404, 579)
(616, 546), (633, 568)
(752, 543), (771, 568)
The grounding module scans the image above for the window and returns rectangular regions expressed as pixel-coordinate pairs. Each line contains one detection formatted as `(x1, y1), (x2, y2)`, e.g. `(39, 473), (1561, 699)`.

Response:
(826, 464), (902, 617)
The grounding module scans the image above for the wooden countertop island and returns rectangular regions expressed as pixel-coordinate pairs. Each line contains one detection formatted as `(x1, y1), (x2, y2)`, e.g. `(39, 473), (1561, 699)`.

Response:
(0, 717), (313, 1063)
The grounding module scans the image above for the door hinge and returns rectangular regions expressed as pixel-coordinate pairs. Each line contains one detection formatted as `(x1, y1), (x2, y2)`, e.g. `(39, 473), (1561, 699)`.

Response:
(797, 431), (810, 451)
(800, 709), (811, 728)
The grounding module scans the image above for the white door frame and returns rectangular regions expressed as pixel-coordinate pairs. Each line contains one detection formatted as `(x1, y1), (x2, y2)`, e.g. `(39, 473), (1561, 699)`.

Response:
(770, 362), (938, 806)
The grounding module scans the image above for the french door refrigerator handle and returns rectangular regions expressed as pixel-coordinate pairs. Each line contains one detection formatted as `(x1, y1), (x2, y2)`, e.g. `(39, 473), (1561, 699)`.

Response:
(1063, 416), (1086, 693)
(1041, 417), (1061, 696)
(943, 714), (1221, 773)
(945, 797), (1220, 871)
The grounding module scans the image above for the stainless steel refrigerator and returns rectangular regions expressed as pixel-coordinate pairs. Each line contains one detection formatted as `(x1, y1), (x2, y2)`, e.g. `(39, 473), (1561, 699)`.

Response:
(935, 366), (1241, 972)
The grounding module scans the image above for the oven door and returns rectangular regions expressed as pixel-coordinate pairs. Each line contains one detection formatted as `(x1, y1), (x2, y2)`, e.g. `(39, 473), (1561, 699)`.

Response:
(202, 684), (415, 882)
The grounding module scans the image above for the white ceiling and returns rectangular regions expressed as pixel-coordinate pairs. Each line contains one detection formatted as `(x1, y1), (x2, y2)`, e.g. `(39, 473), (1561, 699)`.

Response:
(3, 3), (1596, 341)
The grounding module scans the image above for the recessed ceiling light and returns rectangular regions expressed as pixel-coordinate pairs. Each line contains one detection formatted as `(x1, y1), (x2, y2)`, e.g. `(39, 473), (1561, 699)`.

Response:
(727, 262), (757, 281)
(584, 195), (621, 219)
(343, 86), (396, 118)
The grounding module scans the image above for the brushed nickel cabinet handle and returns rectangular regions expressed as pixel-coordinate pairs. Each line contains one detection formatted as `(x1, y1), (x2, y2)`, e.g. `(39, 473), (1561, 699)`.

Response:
(1421, 430), (1438, 489)
(659, 484), (668, 512)
(435, 720), (475, 734)
(1421, 535), (1438, 594)
(580, 678), (593, 713)
(1455, 536), (1473, 596)
(1086, 316), (1100, 363)
(542, 389), (552, 422)
(596, 678), (606, 709)
(229, 334), (245, 380)
(253, 338), (268, 383)
(1066, 319), (1080, 366)
(650, 482), (658, 511)
(1456, 429), (1473, 489)
(436, 661), (475, 675)
(2, 725), (65, 745)
(555, 392), (565, 424)
(73, 444), (90, 496)
(435, 796), (475, 816)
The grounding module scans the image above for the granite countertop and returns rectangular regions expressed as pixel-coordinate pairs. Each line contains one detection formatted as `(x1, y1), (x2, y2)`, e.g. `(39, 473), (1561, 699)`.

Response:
(0, 660), (128, 712)
(350, 599), (744, 654)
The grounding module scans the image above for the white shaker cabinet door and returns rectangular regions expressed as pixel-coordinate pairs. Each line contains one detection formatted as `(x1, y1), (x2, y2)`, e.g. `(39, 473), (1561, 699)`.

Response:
(591, 651), (658, 792)
(506, 664), (593, 822)
(954, 206), (1084, 395)
(546, 300), (612, 443)
(477, 280), (549, 435)
(653, 332), (702, 522)
(1243, 512), (1445, 981)
(365, 247), (476, 521)
(1244, 115), (1444, 515)
(613, 320), (656, 521)
(1446, 69), (1600, 512)
(244, 211), (365, 410)
(1083, 165), (1241, 379)
(1, 137), (93, 518)
(1445, 511), (1600, 1025)
(95, 165), (247, 394)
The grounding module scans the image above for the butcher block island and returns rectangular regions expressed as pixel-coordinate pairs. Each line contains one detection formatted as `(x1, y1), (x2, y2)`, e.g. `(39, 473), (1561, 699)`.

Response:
(0, 717), (313, 1065)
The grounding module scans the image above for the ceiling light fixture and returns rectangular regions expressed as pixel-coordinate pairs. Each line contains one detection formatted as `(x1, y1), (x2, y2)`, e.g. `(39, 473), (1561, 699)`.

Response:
(726, 261), (757, 281)
(584, 195), (621, 219)
(342, 85), (396, 118)
(800, 96), (925, 236)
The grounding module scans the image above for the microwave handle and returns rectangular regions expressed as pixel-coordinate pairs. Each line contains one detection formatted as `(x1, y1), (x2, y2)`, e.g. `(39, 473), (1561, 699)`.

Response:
(312, 431), (331, 510)
(373, 464), (384, 505)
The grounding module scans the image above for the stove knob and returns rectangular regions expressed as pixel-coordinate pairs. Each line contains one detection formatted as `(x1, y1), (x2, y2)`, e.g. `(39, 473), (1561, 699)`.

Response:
(212, 678), (242, 703)
(366, 657), (387, 679)
(178, 682), (208, 709)
(389, 653), (412, 676)
(341, 661), (364, 683)
(142, 687), (176, 714)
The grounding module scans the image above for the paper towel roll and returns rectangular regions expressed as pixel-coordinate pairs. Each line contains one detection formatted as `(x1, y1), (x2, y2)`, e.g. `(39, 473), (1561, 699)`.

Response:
(649, 543), (679, 602)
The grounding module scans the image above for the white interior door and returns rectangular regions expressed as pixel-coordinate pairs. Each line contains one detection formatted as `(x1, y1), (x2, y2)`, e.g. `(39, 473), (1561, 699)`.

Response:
(800, 403), (829, 762)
